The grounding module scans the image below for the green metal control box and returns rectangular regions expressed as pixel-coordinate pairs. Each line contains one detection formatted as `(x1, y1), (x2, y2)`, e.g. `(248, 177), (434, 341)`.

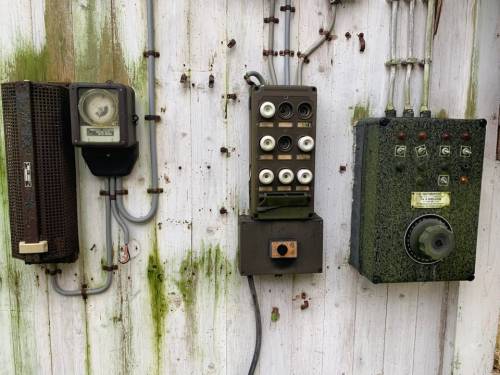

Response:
(350, 117), (486, 283)
(249, 85), (317, 220)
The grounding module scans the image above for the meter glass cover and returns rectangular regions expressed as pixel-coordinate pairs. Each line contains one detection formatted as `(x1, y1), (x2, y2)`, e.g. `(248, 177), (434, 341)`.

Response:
(78, 89), (118, 126)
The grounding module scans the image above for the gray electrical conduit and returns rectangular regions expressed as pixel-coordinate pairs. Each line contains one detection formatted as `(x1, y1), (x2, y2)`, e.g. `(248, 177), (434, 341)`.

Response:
(111, 178), (130, 244)
(403, 0), (415, 116)
(50, 179), (114, 296)
(284, 0), (292, 85)
(386, 0), (399, 115)
(295, 0), (338, 86)
(267, 0), (278, 85)
(420, 0), (435, 116)
(115, 0), (159, 223)
(244, 71), (267, 86)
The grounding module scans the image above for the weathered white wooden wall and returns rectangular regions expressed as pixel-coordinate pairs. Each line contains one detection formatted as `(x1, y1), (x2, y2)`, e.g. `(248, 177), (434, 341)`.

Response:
(0, 1), (499, 374)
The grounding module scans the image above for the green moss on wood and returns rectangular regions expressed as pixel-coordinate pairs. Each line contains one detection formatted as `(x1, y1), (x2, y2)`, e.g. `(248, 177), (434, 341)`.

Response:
(351, 103), (370, 126)
(147, 237), (168, 374)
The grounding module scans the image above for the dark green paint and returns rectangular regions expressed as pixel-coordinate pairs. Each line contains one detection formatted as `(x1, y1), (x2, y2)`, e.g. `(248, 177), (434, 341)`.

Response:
(351, 103), (370, 126)
(351, 117), (486, 283)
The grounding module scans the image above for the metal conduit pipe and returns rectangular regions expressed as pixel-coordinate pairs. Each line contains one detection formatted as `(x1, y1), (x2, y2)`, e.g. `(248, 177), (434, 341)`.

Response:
(116, 0), (159, 223)
(403, 0), (415, 117)
(245, 71), (267, 86)
(295, 0), (338, 86)
(50, 179), (114, 297)
(111, 178), (130, 245)
(267, 0), (278, 85)
(284, 0), (292, 85)
(420, 0), (435, 117)
(386, 0), (399, 116)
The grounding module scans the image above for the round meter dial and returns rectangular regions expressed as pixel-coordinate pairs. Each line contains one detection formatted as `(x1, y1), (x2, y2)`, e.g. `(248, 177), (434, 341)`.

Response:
(78, 89), (118, 126)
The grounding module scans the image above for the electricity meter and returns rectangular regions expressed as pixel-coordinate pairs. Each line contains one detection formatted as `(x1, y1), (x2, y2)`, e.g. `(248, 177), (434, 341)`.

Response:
(69, 83), (138, 176)
(350, 117), (486, 283)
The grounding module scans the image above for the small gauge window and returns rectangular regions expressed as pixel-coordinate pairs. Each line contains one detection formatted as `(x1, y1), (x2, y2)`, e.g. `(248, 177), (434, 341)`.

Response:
(78, 89), (118, 126)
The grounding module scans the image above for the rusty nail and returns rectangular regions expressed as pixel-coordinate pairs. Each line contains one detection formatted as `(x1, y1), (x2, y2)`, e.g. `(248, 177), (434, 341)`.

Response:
(301, 292), (307, 299)
(339, 165), (347, 173)
(219, 207), (228, 215)
(345, 32), (351, 39)
(220, 146), (229, 154)
(227, 39), (236, 48)
(209, 74), (215, 88)
(180, 73), (188, 84)
(358, 33), (366, 52)
(300, 300), (309, 310)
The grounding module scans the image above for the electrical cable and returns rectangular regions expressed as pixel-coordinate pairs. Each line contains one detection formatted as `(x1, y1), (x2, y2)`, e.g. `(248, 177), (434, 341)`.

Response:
(110, 178), (131, 264)
(267, 0), (278, 85)
(420, 0), (435, 117)
(49, 178), (114, 297)
(245, 71), (267, 86)
(403, 0), (415, 117)
(295, 0), (338, 85)
(385, 0), (399, 117)
(247, 275), (262, 375)
(115, 0), (159, 223)
(284, 0), (292, 85)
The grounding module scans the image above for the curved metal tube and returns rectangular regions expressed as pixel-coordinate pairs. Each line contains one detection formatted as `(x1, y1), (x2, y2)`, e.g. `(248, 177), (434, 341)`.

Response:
(116, 0), (159, 223)
(245, 71), (267, 86)
(50, 180), (114, 297)
(295, 0), (338, 85)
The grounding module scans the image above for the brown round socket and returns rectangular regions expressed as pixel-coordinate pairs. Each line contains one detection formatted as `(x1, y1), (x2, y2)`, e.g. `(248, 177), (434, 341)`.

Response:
(418, 131), (428, 141)
(459, 176), (469, 185)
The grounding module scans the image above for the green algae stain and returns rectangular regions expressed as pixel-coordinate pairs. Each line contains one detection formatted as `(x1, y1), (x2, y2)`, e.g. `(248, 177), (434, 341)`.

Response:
(465, 0), (479, 119)
(175, 244), (232, 315)
(5, 45), (49, 82)
(436, 109), (448, 119)
(351, 103), (370, 126)
(147, 239), (168, 373)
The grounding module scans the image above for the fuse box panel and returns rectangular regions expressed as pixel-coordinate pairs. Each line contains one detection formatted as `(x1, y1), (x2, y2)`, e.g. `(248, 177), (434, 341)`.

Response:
(350, 117), (486, 283)
(249, 85), (317, 220)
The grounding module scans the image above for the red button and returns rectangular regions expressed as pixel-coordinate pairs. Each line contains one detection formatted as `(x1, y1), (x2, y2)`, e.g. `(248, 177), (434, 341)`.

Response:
(441, 132), (450, 141)
(459, 176), (469, 184)
(418, 131), (428, 141)
(461, 131), (471, 141)
(397, 131), (406, 141)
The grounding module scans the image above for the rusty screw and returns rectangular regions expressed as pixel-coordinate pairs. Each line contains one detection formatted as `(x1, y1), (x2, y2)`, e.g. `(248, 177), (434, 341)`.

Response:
(220, 146), (229, 154)
(358, 33), (366, 52)
(219, 207), (228, 215)
(209, 74), (215, 88)
(345, 31), (351, 39)
(180, 73), (188, 84)
(339, 165), (347, 173)
(227, 39), (236, 48)
(300, 300), (309, 310)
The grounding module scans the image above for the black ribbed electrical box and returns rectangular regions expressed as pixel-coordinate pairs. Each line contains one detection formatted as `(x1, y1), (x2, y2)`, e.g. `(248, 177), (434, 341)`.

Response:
(350, 117), (486, 283)
(1, 81), (79, 264)
(239, 85), (323, 275)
